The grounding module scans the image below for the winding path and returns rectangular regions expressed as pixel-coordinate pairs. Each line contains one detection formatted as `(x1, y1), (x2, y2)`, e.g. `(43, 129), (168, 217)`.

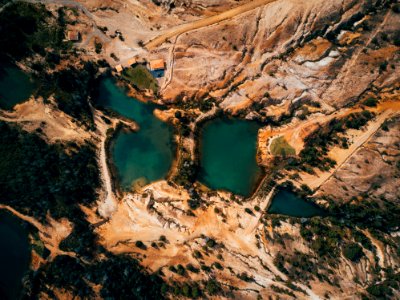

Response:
(145, 0), (278, 50)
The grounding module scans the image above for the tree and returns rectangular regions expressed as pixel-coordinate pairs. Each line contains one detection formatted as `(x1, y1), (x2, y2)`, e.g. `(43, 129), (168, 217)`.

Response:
(343, 243), (364, 262)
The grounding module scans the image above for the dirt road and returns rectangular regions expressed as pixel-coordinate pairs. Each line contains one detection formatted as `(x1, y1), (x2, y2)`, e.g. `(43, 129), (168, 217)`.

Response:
(145, 0), (278, 50)
(305, 108), (398, 190)
(259, 100), (400, 166)
(94, 112), (118, 218)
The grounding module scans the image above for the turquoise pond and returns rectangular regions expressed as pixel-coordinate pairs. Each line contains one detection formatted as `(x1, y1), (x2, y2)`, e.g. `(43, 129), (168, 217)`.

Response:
(0, 213), (30, 300)
(0, 65), (35, 110)
(96, 78), (174, 189)
(198, 118), (262, 197)
(268, 189), (325, 218)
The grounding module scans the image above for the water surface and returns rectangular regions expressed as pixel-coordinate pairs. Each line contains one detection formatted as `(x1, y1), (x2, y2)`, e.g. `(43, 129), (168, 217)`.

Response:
(97, 78), (174, 189)
(0, 65), (35, 110)
(199, 118), (262, 196)
(0, 212), (30, 300)
(268, 189), (325, 217)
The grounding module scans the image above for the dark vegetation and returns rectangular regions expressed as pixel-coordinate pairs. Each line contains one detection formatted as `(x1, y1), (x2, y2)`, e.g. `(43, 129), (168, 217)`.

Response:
(35, 62), (99, 129)
(363, 97), (379, 107)
(300, 218), (347, 262)
(0, 122), (100, 222)
(173, 92), (215, 112)
(0, 122), (100, 258)
(329, 198), (400, 233)
(0, 2), (99, 128)
(167, 279), (223, 298)
(275, 192), (400, 283)
(174, 156), (199, 187)
(0, 3), (68, 63)
(285, 111), (374, 173)
(366, 272), (400, 299)
(27, 253), (166, 299)
(271, 216), (371, 286)
(0, 123), (168, 297)
(270, 285), (296, 298)
(274, 251), (318, 283)
(342, 243), (364, 262)
(122, 65), (158, 93)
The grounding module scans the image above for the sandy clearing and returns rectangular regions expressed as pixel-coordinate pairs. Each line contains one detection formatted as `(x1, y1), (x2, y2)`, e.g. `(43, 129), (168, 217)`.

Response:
(0, 98), (92, 143)
(301, 107), (399, 190)
(145, 0), (278, 50)
(259, 100), (400, 167)
(0, 204), (74, 260)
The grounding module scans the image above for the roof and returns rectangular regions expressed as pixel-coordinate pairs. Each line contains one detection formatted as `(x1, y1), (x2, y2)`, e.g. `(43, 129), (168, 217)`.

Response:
(67, 30), (79, 41)
(127, 57), (137, 66)
(115, 65), (123, 72)
(149, 59), (165, 70)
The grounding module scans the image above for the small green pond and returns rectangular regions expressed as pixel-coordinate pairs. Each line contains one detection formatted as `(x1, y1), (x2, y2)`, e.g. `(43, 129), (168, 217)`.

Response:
(0, 65), (35, 110)
(0, 212), (30, 300)
(268, 189), (325, 218)
(198, 118), (262, 197)
(96, 78), (174, 189)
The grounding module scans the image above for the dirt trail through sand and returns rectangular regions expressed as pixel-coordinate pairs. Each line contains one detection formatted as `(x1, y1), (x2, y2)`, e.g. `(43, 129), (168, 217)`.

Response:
(94, 112), (118, 218)
(302, 108), (397, 190)
(259, 101), (400, 165)
(145, 0), (278, 50)
(0, 204), (74, 259)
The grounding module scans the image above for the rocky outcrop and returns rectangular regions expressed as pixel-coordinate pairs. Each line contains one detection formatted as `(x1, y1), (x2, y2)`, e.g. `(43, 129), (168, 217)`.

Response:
(157, 0), (398, 114)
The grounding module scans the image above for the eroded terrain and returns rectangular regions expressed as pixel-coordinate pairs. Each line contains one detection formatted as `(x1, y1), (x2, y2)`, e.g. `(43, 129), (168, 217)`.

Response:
(0, 0), (399, 299)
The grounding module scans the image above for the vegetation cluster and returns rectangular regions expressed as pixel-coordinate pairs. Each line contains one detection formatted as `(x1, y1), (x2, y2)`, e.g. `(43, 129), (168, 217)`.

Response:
(285, 111), (375, 173)
(122, 65), (158, 93)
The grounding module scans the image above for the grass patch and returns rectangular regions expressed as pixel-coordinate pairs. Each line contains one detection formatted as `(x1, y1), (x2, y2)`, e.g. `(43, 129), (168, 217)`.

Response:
(122, 65), (158, 93)
(270, 136), (296, 156)
(363, 97), (378, 107)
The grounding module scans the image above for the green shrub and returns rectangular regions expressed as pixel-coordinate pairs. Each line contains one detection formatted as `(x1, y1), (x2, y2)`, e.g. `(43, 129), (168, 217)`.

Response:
(245, 208), (253, 215)
(206, 238), (216, 248)
(205, 279), (222, 296)
(343, 243), (364, 262)
(186, 263), (199, 273)
(363, 97), (378, 107)
(270, 136), (296, 157)
(95, 40), (102, 53)
(135, 240), (147, 250)
(201, 265), (211, 272)
(122, 65), (158, 92)
(193, 250), (202, 259)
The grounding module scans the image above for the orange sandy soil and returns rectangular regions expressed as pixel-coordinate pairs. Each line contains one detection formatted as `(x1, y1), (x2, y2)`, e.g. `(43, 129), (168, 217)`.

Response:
(94, 182), (323, 298)
(0, 98), (92, 144)
(258, 98), (400, 169)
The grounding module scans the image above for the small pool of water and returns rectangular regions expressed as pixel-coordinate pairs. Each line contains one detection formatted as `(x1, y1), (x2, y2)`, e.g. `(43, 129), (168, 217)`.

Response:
(268, 189), (325, 218)
(0, 212), (30, 300)
(198, 118), (262, 197)
(0, 65), (35, 110)
(96, 78), (174, 189)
